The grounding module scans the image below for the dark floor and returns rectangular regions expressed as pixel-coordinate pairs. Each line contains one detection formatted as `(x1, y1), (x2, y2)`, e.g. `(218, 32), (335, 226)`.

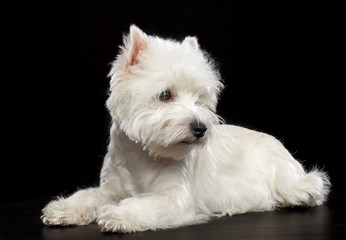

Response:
(1, 189), (345, 240)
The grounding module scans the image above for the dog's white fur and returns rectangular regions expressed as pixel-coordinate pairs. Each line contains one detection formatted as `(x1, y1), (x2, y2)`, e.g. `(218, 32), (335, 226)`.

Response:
(41, 25), (330, 233)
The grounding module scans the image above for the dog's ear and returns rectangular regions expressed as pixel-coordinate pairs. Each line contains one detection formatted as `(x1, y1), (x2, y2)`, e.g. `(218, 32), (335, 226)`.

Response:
(124, 25), (149, 71)
(183, 36), (199, 50)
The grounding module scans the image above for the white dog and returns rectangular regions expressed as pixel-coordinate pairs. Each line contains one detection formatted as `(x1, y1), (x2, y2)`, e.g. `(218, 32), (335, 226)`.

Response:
(41, 25), (330, 233)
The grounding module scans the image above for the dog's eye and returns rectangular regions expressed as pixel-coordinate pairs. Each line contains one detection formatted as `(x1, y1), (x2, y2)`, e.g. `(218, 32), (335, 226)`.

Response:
(159, 90), (171, 101)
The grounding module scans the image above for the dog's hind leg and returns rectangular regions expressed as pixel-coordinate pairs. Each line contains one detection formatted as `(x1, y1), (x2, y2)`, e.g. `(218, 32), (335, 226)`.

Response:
(274, 167), (331, 207)
(250, 133), (331, 208)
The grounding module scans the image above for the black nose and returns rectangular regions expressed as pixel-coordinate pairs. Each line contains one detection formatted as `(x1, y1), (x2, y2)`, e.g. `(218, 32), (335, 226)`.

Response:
(190, 122), (207, 139)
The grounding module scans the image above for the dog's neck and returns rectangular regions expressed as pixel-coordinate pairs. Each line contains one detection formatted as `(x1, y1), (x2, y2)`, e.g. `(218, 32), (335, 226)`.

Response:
(104, 120), (196, 194)
(108, 120), (178, 163)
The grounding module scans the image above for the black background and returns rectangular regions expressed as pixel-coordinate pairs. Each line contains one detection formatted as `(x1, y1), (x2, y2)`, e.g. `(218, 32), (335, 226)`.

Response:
(2, 0), (343, 199)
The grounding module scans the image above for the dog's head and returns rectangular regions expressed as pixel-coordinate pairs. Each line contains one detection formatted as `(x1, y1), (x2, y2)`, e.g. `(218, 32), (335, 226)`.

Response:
(107, 25), (223, 159)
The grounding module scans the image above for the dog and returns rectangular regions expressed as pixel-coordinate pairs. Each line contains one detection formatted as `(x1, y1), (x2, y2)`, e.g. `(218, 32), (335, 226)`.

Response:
(41, 25), (330, 233)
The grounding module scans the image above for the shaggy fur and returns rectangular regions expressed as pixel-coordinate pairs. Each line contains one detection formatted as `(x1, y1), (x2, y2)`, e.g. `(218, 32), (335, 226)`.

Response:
(41, 25), (330, 233)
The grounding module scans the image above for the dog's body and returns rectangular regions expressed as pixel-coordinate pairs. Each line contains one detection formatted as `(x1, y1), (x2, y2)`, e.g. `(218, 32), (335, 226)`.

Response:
(42, 25), (330, 233)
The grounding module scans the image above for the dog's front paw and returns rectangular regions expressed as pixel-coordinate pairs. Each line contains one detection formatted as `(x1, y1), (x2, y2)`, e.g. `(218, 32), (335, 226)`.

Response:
(97, 205), (139, 233)
(42, 198), (95, 226)
(98, 218), (131, 233)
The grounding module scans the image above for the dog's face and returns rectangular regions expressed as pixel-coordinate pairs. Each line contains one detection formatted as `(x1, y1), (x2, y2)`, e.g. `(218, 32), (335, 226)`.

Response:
(107, 26), (223, 159)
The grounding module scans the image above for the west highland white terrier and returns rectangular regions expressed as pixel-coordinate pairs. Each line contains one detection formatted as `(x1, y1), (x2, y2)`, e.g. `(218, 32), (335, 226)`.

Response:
(42, 25), (330, 233)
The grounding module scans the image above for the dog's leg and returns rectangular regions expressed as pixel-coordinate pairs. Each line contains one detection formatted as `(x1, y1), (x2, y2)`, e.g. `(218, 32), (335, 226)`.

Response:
(41, 187), (113, 226)
(97, 193), (206, 233)
(265, 136), (331, 207)
(275, 167), (331, 207)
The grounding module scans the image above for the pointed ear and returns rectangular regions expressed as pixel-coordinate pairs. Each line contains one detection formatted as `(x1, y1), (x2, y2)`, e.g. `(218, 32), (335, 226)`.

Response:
(182, 36), (199, 50)
(125, 25), (149, 71)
